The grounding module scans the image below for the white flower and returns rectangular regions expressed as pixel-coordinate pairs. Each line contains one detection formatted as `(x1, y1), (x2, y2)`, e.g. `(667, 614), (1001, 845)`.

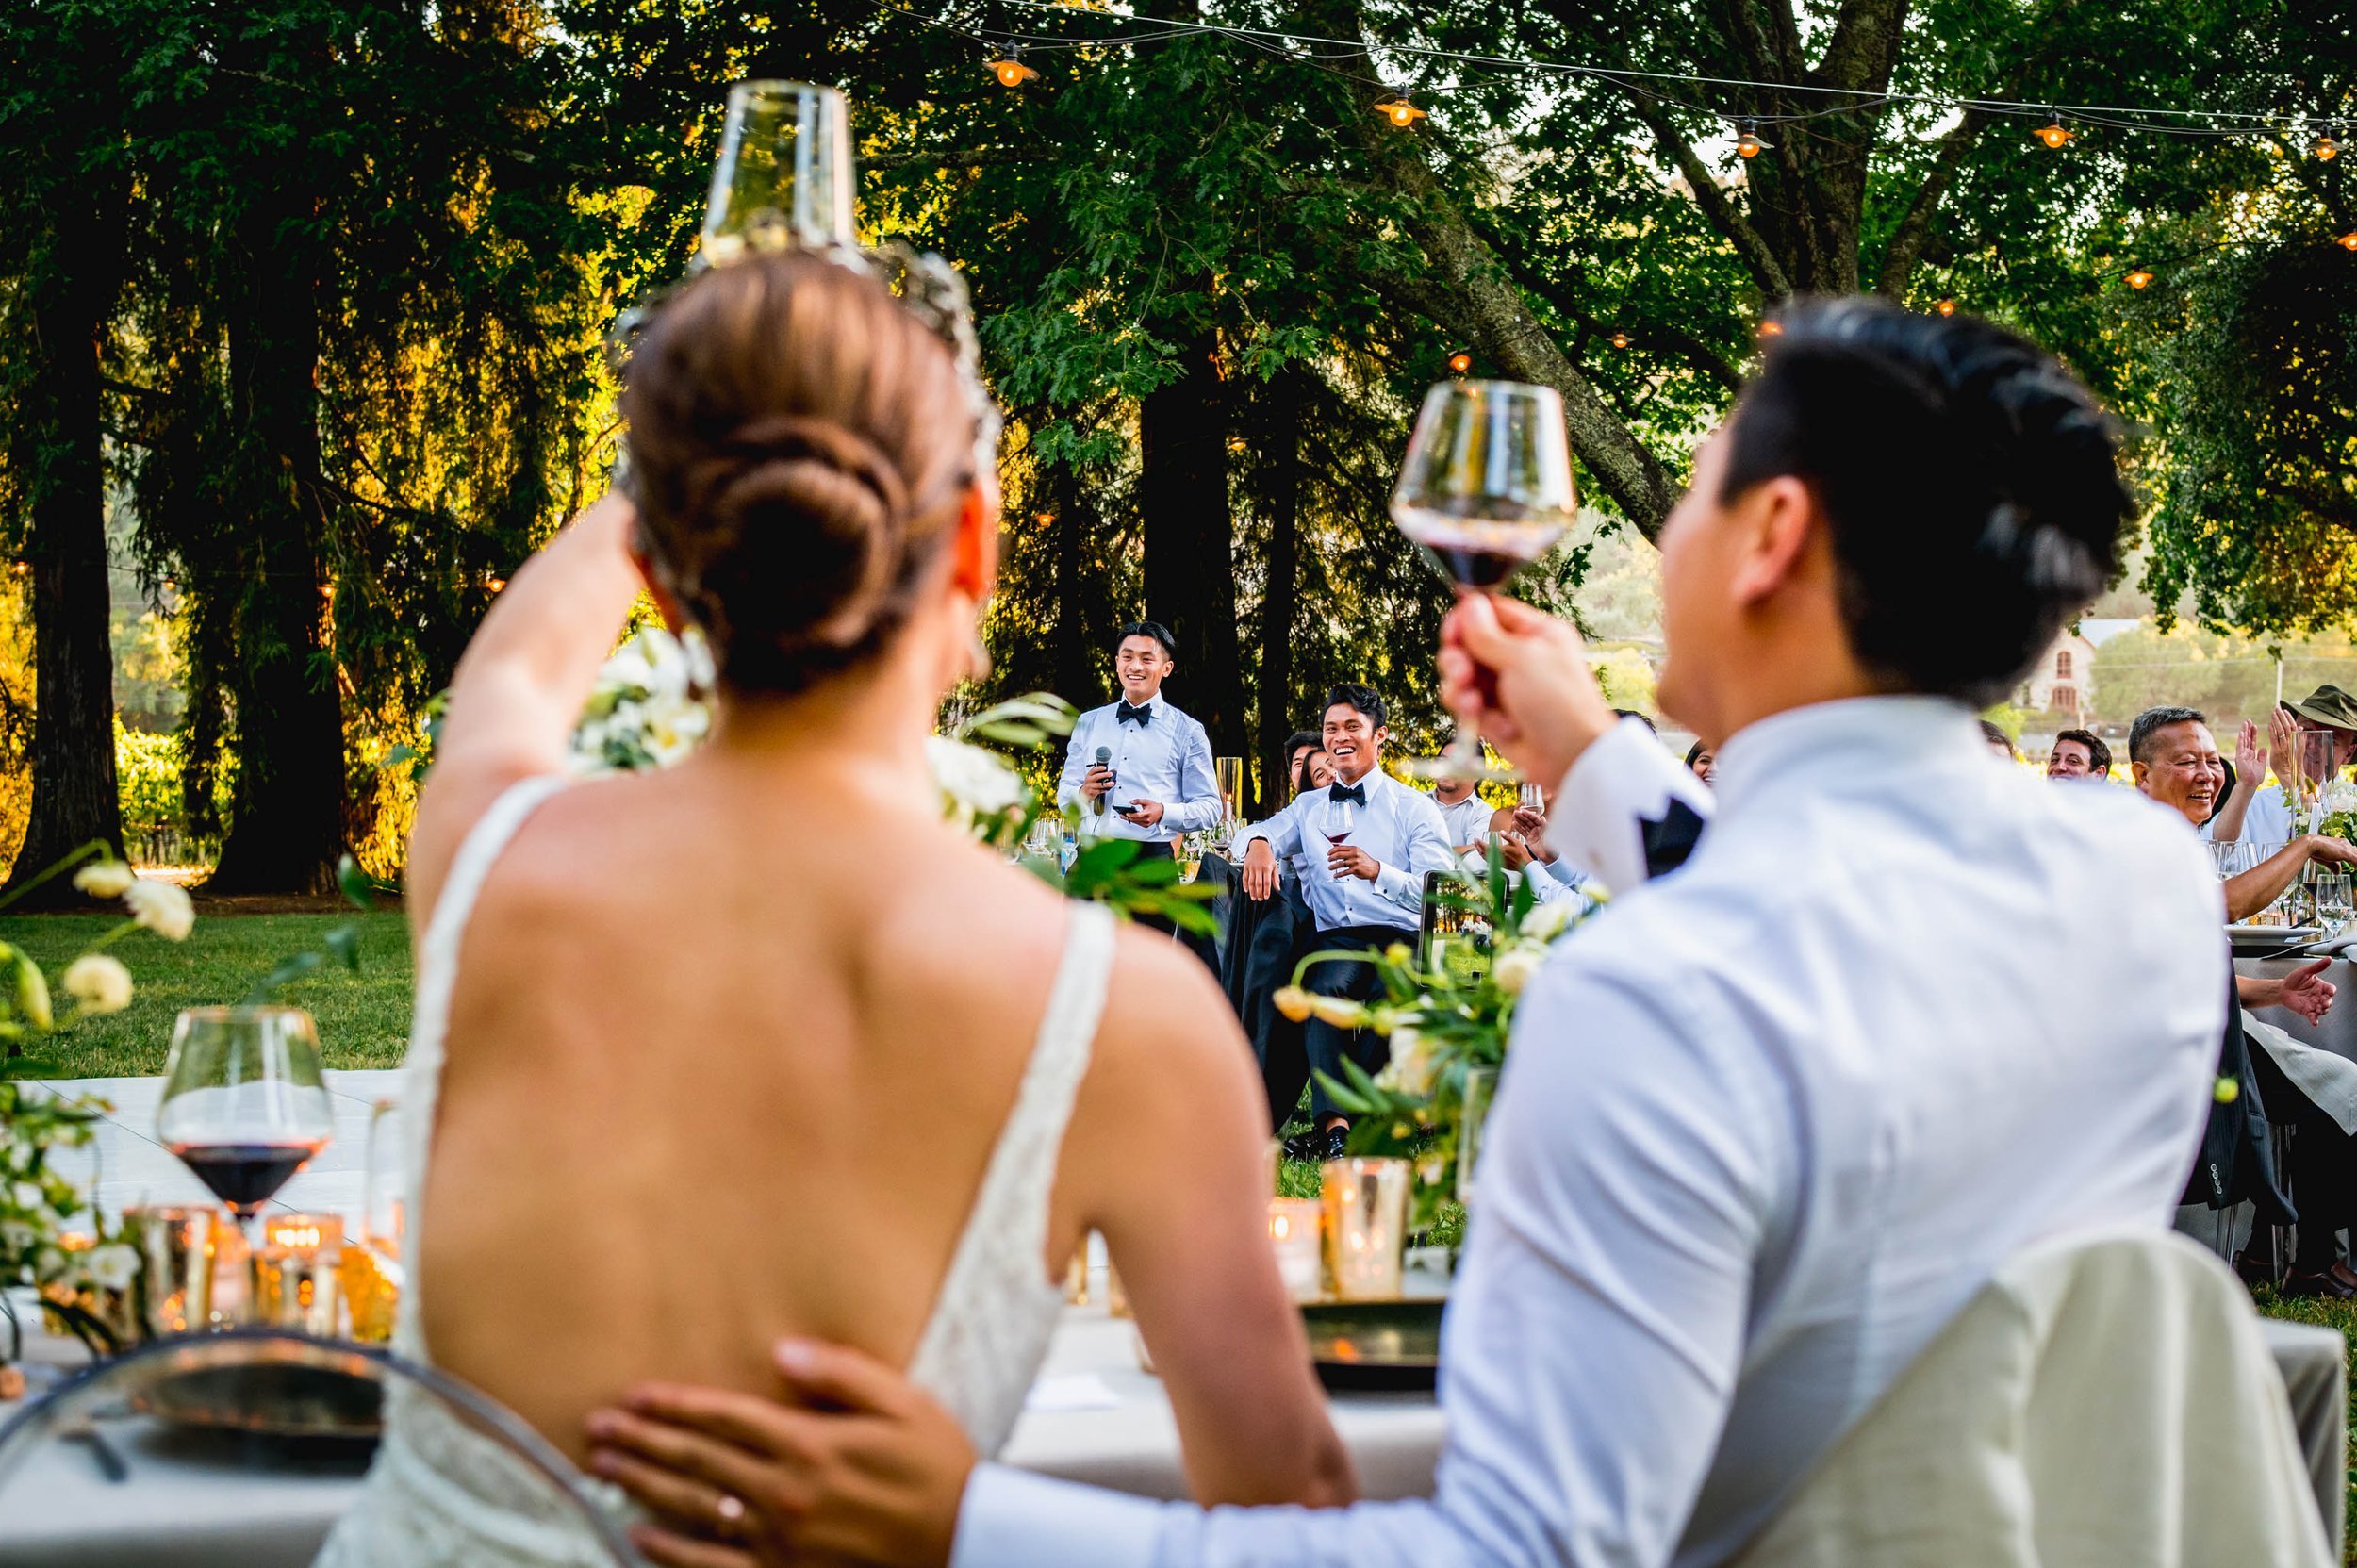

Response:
(0, 1220), (35, 1254)
(1377, 1025), (1440, 1098)
(11, 1182), (41, 1211)
(1492, 942), (1547, 995)
(60, 954), (134, 1015)
(123, 879), (195, 941)
(927, 736), (1027, 823)
(73, 861), (136, 899)
(85, 1243), (139, 1292)
(1520, 900), (1574, 945)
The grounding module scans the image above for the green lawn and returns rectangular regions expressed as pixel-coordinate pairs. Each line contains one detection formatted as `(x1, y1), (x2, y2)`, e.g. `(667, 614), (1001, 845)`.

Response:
(0, 914), (415, 1078)
(2250, 1288), (2357, 1561)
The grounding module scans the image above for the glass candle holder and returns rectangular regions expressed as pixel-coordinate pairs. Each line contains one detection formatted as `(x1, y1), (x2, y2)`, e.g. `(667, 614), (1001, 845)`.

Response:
(122, 1204), (217, 1338)
(1321, 1158), (1409, 1301)
(249, 1214), (344, 1336)
(1267, 1197), (1324, 1302)
(1457, 1066), (1498, 1209)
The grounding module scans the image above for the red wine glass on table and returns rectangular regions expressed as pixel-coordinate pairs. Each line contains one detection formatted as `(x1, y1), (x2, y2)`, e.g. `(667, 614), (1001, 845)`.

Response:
(1390, 380), (1580, 782)
(157, 1008), (336, 1245)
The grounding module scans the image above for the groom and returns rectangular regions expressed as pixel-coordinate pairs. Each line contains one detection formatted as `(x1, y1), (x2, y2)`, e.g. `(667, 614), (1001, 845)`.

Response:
(585, 301), (2229, 1568)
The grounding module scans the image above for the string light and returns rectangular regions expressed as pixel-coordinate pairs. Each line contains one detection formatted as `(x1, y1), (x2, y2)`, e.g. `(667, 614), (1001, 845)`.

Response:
(986, 45), (1038, 87)
(1375, 95), (1427, 128)
(1936, 298), (1956, 317)
(2035, 114), (2074, 149)
(1735, 120), (1771, 158)
(2315, 127), (2340, 160)
(1610, 330), (1629, 349)
(2340, 231), (2357, 252)
(2126, 267), (2154, 289)
(1758, 320), (1785, 338)
(1445, 350), (1473, 373)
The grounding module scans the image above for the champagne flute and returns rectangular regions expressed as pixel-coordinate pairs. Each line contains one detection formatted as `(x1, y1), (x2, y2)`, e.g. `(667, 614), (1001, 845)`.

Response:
(1391, 380), (1579, 782)
(156, 1007), (336, 1246)
(700, 80), (856, 266)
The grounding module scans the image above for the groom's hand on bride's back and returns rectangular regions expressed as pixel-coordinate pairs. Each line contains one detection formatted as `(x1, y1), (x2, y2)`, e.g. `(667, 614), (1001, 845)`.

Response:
(587, 1338), (972, 1568)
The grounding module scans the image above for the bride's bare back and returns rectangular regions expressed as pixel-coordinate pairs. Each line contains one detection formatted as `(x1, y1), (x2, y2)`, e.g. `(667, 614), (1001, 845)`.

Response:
(399, 250), (1347, 1512)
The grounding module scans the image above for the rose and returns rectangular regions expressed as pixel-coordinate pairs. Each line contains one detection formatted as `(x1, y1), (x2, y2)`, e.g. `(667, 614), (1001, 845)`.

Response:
(60, 954), (134, 1015)
(1378, 1024), (1440, 1098)
(1307, 994), (1372, 1029)
(1492, 942), (1547, 995)
(123, 879), (195, 941)
(926, 736), (1028, 822)
(72, 861), (135, 899)
(1520, 900), (1574, 945)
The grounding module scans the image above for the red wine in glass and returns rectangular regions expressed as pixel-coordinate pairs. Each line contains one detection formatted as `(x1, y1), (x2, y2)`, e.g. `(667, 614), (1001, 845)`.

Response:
(168, 1141), (325, 1217)
(157, 1007), (337, 1239)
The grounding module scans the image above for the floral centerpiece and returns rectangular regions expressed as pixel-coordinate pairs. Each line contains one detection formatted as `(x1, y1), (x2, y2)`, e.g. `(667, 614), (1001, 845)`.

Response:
(570, 635), (1214, 932)
(2, 845), (197, 1381)
(2310, 776), (2357, 844)
(1273, 852), (1600, 1230)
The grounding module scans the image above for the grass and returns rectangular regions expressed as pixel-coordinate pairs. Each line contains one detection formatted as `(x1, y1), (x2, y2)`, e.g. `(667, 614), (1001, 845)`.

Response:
(2251, 1287), (2357, 1561)
(0, 914), (415, 1078)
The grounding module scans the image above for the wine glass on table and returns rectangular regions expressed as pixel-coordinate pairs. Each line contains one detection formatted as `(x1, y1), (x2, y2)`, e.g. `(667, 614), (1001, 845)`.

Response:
(157, 1008), (336, 1248)
(1391, 380), (1580, 782)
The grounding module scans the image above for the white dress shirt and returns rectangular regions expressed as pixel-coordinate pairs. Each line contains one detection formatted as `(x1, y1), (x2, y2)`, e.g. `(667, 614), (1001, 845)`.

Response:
(951, 699), (2227, 1568)
(2205, 783), (2296, 848)
(1232, 767), (1459, 934)
(1436, 791), (1497, 850)
(1055, 692), (1222, 844)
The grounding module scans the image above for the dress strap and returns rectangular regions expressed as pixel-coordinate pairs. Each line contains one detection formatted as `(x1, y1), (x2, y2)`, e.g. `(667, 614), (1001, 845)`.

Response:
(393, 773), (570, 1355)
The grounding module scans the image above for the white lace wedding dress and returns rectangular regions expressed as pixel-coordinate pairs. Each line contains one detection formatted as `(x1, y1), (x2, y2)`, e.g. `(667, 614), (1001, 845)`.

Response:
(315, 777), (1118, 1566)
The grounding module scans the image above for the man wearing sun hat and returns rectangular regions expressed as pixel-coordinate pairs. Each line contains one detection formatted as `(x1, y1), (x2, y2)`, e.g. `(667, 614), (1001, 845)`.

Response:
(2214, 684), (2357, 847)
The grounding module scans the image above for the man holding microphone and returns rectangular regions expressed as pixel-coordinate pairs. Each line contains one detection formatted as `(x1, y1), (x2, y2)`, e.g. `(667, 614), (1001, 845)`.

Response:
(1055, 621), (1225, 900)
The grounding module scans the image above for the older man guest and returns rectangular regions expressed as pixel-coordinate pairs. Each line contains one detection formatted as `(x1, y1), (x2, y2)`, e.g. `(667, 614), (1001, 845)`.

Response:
(592, 301), (2256, 1568)
(2047, 727), (2110, 780)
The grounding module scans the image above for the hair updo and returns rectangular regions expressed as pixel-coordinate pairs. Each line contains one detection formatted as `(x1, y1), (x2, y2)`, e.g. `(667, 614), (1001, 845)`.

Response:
(1721, 298), (2130, 710)
(622, 252), (980, 693)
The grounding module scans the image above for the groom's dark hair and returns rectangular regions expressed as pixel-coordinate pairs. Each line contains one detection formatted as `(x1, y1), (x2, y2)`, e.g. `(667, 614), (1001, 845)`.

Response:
(1723, 299), (2129, 711)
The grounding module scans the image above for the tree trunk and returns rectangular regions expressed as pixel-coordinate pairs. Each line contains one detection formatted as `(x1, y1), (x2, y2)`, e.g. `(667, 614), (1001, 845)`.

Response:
(5, 202), (126, 901)
(1047, 465), (1095, 706)
(1253, 368), (1305, 820)
(1138, 330), (1246, 759)
(204, 190), (347, 896)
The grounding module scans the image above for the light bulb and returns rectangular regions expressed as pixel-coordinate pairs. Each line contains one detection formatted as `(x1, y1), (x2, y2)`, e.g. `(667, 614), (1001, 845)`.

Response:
(1937, 299), (1956, 317)
(986, 53), (1037, 87)
(2035, 119), (2073, 149)
(1610, 331), (1629, 349)
(2126, 268), (2153, 289)
(1445, 351), (1472, 374)
(2316, 130), (2341, 160)
(2339, 232), (2357, 252)
(1758, 320), (1784, 339)
(1734, 121), (1771, 158)
(1376, 97), (1426, 128)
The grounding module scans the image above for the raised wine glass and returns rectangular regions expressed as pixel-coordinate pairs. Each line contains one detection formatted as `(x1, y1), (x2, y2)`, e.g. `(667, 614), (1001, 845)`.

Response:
(1391, 380), (1580, 781)
(157, 1007), (337, 1245)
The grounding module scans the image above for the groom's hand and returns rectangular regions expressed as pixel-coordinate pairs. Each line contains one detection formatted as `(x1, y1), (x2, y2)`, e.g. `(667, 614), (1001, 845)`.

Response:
(588, 1339), (975, 1568)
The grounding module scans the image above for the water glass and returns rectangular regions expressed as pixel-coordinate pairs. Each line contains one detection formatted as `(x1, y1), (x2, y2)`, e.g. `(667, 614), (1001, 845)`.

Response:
(2316, 873), (2353, 931)
(701, 81), (856, 263)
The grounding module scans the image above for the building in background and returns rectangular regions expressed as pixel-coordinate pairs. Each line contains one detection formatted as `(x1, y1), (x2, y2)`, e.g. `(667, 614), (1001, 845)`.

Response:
(2020, 628), (2101, 720)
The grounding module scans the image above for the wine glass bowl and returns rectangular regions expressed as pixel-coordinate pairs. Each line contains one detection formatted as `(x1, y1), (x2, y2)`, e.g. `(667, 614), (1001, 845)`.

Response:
(1390, 380), (1579, 781)
(157, 1007), (337, 1226)
(700, 81), (856, 266)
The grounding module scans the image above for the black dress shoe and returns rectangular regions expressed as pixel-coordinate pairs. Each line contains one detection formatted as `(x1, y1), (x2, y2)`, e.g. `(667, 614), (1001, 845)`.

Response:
(1282, 1124), (1350, 1164)
(2280, 1268), (2357, 1300)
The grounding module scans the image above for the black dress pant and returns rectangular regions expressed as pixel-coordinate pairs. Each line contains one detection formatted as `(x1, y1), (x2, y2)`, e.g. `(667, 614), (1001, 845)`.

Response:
(2250, 1040), (2356, 1271)
(1288, 923), (1416, 1122)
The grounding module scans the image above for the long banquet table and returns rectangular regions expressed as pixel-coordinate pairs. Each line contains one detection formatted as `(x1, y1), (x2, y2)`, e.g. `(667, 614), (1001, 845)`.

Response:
(0, 1299), (1446, 1567)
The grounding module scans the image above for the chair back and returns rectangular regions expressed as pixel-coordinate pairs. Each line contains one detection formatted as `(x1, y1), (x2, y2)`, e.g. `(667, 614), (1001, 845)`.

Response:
(0, 1329), (641, 1568)
(1732, 1227), (2332, 1568)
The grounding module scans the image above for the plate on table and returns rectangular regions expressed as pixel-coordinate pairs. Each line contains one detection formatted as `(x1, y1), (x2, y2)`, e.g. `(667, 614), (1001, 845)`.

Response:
(2228, 924), (2324, 949)
(1300, 1298), (1442, 1392)
(133, 1362), (383, 1444)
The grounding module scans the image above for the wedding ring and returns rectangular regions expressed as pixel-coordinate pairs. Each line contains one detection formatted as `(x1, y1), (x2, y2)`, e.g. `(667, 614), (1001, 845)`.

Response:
(716, 1493), (748, 1532)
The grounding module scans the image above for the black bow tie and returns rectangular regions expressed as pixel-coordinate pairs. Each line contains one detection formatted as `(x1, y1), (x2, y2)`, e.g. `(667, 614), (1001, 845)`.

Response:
(1116, 702), (1153, 726)
(1327, 782), (1367, 807)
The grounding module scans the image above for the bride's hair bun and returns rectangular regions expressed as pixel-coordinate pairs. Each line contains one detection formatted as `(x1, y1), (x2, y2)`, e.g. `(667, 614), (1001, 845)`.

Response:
(1722, 298), (2131, 710)
(622, 254), (976, 694)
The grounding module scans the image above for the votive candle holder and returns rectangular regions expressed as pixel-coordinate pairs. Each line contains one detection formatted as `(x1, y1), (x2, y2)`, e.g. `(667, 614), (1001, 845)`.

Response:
(1321, 1158), (1409, 1300)
(1267, 1197), (1324, 1302)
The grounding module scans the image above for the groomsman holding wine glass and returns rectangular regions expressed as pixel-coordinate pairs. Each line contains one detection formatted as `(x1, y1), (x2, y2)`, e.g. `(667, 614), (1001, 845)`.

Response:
(1054, 621), (1224, 883)
(1235, 685), (1458, 1160)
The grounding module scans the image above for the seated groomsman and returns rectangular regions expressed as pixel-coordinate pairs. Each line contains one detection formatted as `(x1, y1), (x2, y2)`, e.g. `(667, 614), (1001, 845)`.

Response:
(1431, 774), (1494, 854)
(1054, 620), (1223, 864)
(1238, 685), (1458, 1159)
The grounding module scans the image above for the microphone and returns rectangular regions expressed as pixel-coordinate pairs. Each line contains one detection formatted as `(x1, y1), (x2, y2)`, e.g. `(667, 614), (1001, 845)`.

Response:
(1092, 745), (1112, 816)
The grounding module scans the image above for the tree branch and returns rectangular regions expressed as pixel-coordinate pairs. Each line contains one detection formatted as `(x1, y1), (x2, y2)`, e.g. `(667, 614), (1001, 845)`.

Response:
(864, 145), (1057, 171)
(1626, 97), (1793, 297)
(1875, 107), (1989, 296)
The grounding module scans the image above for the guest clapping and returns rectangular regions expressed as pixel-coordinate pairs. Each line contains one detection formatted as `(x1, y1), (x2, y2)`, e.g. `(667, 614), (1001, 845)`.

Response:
(2132, 704), (2357, 920)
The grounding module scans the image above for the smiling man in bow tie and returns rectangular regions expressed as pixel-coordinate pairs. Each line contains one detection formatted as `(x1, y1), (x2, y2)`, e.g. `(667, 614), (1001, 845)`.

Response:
(1055, 622), (1222, 868)
(1233, 684), (1458, 1159)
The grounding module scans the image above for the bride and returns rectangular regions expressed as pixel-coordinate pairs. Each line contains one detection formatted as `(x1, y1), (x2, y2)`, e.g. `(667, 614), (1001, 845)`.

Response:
(317, 250), (1352, 1563)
